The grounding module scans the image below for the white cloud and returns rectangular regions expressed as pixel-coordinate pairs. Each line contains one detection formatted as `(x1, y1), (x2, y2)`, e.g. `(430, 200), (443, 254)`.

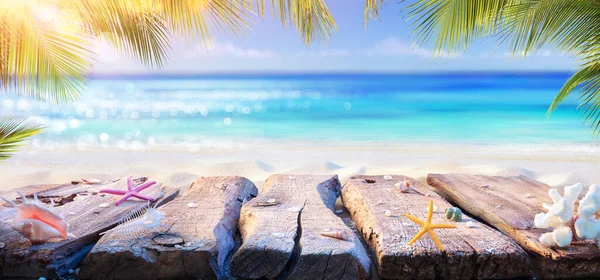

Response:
(361, 37), (433, 57)
(185, 41), (278, 58)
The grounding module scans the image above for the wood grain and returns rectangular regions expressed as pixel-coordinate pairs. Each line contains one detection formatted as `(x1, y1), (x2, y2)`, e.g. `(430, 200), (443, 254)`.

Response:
(79, 176), (257, 280)
(342, 175), (531, 280)
(428, 173), (600, 278)
(0, 176), (177, 278)
(231, 174), (371, 279)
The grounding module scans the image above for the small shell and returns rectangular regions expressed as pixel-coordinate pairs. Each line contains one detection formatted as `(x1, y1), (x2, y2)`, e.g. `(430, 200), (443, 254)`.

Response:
(267, 198), (276, 203)
(99, 203), (110, 208)
(383, 175), (393, 180)
(272, 233), (285, 238)
(335, 209), (343, 214)
(524, 193), (531, 198)
(68, 269), (74, 274)
(187, 202), (198, 208)
(466, 221), (476, 228)
(427, 205), (438, 212)
(496, 205), (502, 209)
(320, 230), (350, 241)
(0, 242), (4, 248)
(82, 178), (101, 184)
(444, 207), (463, 222)
(385, 210), (393, 217)
(376, 200), (385, 205)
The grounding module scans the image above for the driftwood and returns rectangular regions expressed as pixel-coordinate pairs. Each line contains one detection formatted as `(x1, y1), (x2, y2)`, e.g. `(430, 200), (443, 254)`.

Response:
(342, 175), (531, 280)
(231, 175), (371, 279)
(428, 173), (600, 279)
(0, 176), (177, 279)
(79, 176), (258, 280)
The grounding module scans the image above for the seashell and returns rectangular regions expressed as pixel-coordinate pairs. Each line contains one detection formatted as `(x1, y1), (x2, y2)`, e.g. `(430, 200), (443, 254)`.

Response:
(376, 200), (385, 205)
(427, 205), (438, 212)
(0, 242), (4, 248)
(496, 205), (502, 209)
(272, 232), (285, 238)
(1, 192), (69, 243)
(82, 178), (101, 184)
(444, 207), (463, 222)
(383, 175), (393, 180)
(320, 230), (350, 241)
(335, 209), (343, 214)
(187, 202), (198, 208)
(524, 193), (531, 198)
(68, 269), (74, 274)
(267, 198), (276, 203)
(101, 203), (168, 239)
(385, 210), (393, 217)
(99, 203), (110, 208)
(466, 221), (476, 228)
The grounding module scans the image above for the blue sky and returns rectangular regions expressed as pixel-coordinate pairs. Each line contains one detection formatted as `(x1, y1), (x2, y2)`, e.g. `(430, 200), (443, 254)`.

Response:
(94, 1), (576, 74)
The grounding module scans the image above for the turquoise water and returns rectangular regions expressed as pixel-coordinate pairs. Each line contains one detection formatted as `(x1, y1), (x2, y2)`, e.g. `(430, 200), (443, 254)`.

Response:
(2, 73), (596, 149)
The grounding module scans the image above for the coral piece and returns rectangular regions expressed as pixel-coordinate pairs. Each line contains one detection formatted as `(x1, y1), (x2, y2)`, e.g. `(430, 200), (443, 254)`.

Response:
(100, 202), (167, 239)
(540, 226), (572, 247)
(574, 185), (600, 240)
(533, 183), (600, 248)
(99, 176), (156, 206)
(1, 192), (69, 243)
(320, 230), (350, 241)
(404, 200), (456, 251)
(444, 207), (463, 222)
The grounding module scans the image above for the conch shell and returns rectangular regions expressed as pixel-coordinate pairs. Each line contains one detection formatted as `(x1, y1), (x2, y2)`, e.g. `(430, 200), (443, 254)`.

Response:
(1, 192), (69, 243)
(320, 230), (351, 241)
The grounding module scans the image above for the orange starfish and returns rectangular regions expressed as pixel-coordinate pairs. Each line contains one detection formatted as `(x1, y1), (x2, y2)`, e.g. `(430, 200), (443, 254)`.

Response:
(404, 200), (456, 251)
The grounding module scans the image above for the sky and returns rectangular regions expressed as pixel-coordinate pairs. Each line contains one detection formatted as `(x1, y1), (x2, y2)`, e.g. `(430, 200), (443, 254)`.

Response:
(93, 0), (577, 74)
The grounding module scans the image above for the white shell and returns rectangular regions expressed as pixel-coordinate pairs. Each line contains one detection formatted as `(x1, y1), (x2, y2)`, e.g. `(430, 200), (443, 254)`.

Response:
(187, 202), (198, 208)
(1, 192), (69, 243)
(385, 210), (392, 217)
(466, 221), (476, 228)
(335, 209), (343, 214)
(383, 175), (393, 180)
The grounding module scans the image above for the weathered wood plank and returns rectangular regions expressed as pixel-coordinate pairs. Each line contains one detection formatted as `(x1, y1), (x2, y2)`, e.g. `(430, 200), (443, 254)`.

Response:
(342, 175), (531, 280)
(231, 175), (371, 279)
(428, 173), (600, 279)
(79, 176), (258, 280)
(0, 176), (177, 278)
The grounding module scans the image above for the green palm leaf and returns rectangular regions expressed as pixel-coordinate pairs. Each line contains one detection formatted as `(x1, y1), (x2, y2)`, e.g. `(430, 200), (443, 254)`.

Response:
(0, 117), (43, 160)
(405, 0), (600, 136)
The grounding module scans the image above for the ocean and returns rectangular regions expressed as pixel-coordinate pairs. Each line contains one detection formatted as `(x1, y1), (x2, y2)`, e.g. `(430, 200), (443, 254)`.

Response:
(2, 73), (595, 151)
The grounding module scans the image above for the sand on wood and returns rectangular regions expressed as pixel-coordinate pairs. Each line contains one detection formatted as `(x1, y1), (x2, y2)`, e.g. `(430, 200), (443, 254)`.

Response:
(231, 174), (370, 280)
(79, 176), (257, 280)
(0, 176), (177, 278)
(342, 175), (531, 280)
(428, 173), (600, 278)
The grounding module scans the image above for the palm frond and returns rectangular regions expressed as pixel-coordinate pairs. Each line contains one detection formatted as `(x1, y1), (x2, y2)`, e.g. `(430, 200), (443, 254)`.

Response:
(1, 3), (93, 103)
(255, 0), (337, 45)
(498, 0), (600, 56)
(406, 0), (510, 55)
(65, 1), (171, 69)
(365, 0), (387, 23)
(548, 64), (600, 134)
(0, 117), (44, 160)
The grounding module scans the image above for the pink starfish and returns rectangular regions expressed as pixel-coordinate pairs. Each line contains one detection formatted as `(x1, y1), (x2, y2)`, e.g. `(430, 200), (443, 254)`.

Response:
(99, 176), (156, 206)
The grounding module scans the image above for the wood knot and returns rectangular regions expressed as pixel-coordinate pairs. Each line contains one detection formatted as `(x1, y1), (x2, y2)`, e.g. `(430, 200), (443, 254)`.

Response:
(152, 234), (184, 247)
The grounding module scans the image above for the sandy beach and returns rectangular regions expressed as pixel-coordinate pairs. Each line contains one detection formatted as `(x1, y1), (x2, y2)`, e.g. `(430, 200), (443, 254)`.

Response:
(3, 141), (599, 192)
